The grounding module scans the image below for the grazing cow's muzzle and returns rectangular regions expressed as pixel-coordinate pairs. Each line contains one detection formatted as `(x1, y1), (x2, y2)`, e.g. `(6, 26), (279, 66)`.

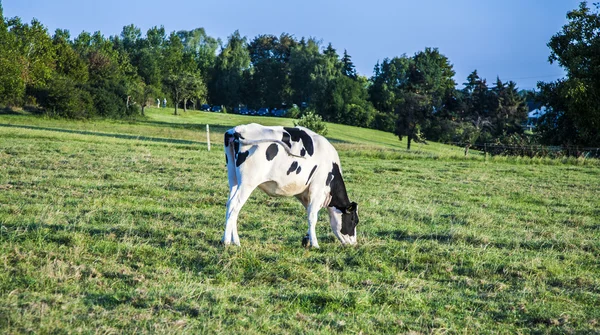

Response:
(329, 202), (359, 245)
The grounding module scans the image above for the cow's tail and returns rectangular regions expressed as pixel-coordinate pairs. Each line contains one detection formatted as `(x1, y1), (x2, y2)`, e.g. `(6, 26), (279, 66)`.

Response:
(225, 132), (239, 187)
(238, 139), (306, 159)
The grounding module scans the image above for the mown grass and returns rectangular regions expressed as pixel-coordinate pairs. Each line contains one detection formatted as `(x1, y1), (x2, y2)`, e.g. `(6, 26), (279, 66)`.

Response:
(0, 110), (599, 334)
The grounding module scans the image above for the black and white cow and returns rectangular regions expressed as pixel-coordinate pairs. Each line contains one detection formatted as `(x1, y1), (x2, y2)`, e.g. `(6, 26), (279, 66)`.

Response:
(223, 123), (359, 248)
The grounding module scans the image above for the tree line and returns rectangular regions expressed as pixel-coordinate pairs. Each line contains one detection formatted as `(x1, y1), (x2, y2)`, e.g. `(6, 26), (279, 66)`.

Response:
(0, 1), (598, 148)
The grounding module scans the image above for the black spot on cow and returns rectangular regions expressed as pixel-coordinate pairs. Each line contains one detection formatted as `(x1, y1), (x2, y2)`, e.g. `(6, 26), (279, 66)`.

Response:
(234, 140), (240, 155)
(281, 132), (291, 148)
(326, 171), (334, 186)
(296, 166), (301, 174)
(287, 161), (299, 175)
(266, 143), (279, 161)
(283, 127), (314, 156)
(224, 132), (233, 147)
(301, 148), (306, 157)
(306, 165), (317, 185)
(236, 151), (250, 167)
(233, 131), (244, 153)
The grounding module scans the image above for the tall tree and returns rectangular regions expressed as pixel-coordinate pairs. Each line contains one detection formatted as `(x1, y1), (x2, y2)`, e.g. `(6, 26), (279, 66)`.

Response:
(0, 3), (25, 105)
(7, 17), (56, 93)
(341, 49), (357, 79)
(395, 92), (431, 150)
(52, 29), (88, 83)
(490, 78), (528, 138)
(289, 37), (322, 106)
(247, 33), (297, 108)
(408, 47), (456, 111)
(210, 30), (250, 109)
(177, 28), (219, 81)
(538, 1), (600, 145)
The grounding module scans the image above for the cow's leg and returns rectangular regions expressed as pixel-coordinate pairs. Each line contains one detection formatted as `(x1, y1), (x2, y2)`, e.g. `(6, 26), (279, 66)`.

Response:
(295, 192), (312, 247)
(222, 185), (254, 246)
(306, 198), (325, 248)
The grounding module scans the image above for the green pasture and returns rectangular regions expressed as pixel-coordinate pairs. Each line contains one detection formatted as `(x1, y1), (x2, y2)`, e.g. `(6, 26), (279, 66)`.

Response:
(0, 109), (599, 333)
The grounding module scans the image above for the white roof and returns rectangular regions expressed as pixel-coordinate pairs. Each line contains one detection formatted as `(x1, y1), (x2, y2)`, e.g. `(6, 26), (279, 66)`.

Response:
(528, 106), (547, 118)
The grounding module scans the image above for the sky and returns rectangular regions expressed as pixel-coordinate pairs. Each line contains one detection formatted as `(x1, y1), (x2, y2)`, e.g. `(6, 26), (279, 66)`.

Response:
(3, 0), (582, 90)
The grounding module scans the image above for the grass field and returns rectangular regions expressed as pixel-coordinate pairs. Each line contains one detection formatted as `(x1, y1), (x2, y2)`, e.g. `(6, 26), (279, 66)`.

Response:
(1, 108), (599, 334)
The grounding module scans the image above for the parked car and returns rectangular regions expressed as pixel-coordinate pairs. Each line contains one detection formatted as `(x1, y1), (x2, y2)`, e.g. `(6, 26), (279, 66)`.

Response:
(248, 109), (257, 115)
(273, 109), (287, 117)
(200, 104), (211, 111)
(211, 105), (222, 113)
(239, 108), (250, 115)
(257, 107), (269, 116)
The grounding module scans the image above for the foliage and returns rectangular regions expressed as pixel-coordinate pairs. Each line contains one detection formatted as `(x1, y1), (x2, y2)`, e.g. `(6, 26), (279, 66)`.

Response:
(286, 105), (301, 118)
(32, 75), (94, 118)
(210, 30), (250, 110)
(0, 1), (596, 149)
(294, 109), (328, 135)
(0, 4), (25, 105)
(537, 1), (600, 146)
(394, 92), (431, 149)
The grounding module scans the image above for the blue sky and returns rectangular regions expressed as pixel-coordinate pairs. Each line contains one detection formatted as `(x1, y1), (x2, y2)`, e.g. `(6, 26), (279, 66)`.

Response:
(3, 0), (581, 89)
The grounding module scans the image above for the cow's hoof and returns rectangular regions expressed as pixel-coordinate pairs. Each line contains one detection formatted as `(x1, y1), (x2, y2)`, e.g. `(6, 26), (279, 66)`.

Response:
(301, 235), (310, 248)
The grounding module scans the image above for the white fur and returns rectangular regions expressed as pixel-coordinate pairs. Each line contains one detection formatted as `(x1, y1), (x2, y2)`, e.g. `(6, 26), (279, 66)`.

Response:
(222, 123), (356, 247)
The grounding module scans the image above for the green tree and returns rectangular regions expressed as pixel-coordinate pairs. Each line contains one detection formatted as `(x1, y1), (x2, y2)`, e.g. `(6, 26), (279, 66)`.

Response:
(52, 29), (88, 83)
(181, 73), (207, 112)
(538, 1), (600, 145)
(289, 37), (322, 106)
(395, 91), (431, 150)
(341, 49), (357, 79)
(210, 30), (250, 109)
(0, 3), (25, 105)
(247, 33), (297, 108)
(163, 72), (206, 115)
(368, 56), (412, 131)
(74, 31), (131, 117)
(7, 17), (56, 98)
(177, 28), (219, 81)
(490, 78), (528, 138)
(408, 47), (456, 111)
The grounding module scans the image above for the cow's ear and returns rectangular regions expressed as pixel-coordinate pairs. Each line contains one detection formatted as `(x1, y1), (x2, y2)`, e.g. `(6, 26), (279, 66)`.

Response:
(345, 202), (357, 213)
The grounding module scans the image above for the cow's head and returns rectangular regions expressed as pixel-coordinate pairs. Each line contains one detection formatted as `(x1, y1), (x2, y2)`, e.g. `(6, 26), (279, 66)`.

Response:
(329, 202), (359, 245)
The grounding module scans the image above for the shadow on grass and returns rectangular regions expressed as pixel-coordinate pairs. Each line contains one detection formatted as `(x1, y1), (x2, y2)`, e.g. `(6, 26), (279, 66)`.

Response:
(83, 293), (132, 310)
(0, 123), (203, 145)
(0, 108), (22, 116)
(378, 230), (454, 243)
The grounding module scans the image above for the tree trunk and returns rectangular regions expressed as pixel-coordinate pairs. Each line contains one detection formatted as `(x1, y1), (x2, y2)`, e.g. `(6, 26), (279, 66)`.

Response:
(174, 100), (178, 115)
(465, 144), (471, 157)
(183, 98), (187, 112)
(407, 135), (412, 150)
(141, 105), (145, 116)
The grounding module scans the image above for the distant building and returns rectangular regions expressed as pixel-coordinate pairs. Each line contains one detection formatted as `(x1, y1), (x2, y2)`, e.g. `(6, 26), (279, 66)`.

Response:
(526, 106), (547, 130)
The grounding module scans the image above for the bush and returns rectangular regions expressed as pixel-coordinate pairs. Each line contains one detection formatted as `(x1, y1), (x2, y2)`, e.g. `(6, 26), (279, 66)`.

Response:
(287, 106), (301, 119)
(294, 109), (328, 136)
(33, 76), (95, 119)
(371, 111), (396, 132)
(89, 81), (129, 118)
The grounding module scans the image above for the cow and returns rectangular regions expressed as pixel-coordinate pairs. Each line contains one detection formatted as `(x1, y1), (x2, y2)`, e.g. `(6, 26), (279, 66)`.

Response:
(222, 123), (359, 248)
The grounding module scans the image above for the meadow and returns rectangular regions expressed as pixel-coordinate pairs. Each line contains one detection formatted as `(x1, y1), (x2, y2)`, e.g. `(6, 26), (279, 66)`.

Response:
(1, 108), (599, 334)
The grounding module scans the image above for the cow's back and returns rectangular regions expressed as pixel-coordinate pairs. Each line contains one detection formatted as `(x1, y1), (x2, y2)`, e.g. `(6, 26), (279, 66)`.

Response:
(225, 124), (339, 197)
